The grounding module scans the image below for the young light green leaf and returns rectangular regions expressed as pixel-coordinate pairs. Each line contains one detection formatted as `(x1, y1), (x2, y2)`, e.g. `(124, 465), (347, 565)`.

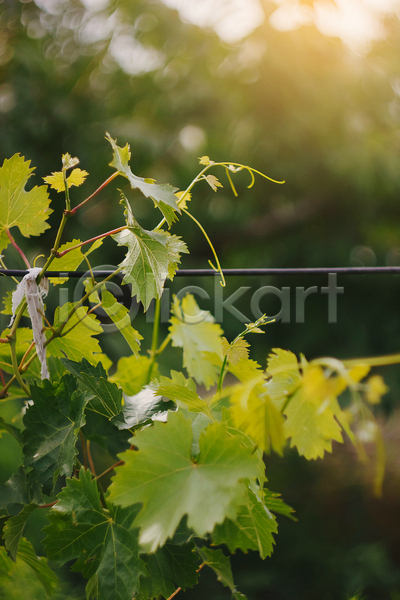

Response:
(0, 154), (52, 252)
(222, 337), (250, 366)
(106, 133), (180, 224)
(266, 348), (302, 410)
(169, 294), (223, 389)
(138, 541), (199, 600)
(43, 168), (88, 192)
(283, 365), (344, 460)
(44, 469), (146, 600)
(22, 375), (87, 495)
(230, 379), (286, 455)
(204, 174), (223, 192)
(46, 303), (103, 363)
(100, 289), (142, 356)
(111, 385), (176, 430)
(112, 224), (188, 311)
(156, 371), (213, 420)
(110, 355), (159, 395)
(212, 487), (278, 559)
(108, 411), (260, 552)
(228, 357), (263, 383)
(49, 238), (103, 285)
(62, 357), (122, 419)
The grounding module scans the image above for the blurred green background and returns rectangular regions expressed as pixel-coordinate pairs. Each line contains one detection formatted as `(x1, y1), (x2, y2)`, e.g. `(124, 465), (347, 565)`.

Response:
(2, 0), (400, 598)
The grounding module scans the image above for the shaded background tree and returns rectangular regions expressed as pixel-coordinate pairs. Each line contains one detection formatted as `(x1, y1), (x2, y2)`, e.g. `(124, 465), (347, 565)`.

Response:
(1, 0), (400, 598)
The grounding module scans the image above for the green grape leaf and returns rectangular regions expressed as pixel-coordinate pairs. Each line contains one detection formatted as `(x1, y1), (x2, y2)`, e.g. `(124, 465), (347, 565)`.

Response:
(0, 154), (52, 252)
(283, 365), (344, 460)
(49, 238), (103, 285)
(0, 467), (42, 517)
(62, 357), (122, 419)
(108, 411), (260, 552)
(111, 385), (176, 430)
(169, 294), (223, 389)
(44, 469), (146, 600)
(266, 348), (302, 410)
(100, 290), (142, 356)
(106, 133), (180, 223)
(112, 223), (188, 311)
(0, 537), (59, 598)
(1, 290), (29, 317)
(156, 371), (213, 420)
(110, 355), (159, 395)
(43, 168), (88, 192)
(228, 357), (263, 383)
(263, 489), (297, 521)
(2, 503), (37, 560)
(212, 487), (278, 559)
(229, 377), (285, 455)
(46, 304), (103, 363)
(138, 541), (199, 600)
(222, 337), (250, 366)
(0, 416), (23, 445)
(83, 410), (131, 460)
(195, 547), (243, 598)
(22, 375), (87, 495)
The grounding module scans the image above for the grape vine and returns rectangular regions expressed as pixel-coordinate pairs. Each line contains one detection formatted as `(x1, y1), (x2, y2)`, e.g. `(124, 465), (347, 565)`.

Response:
(0, 135), (394, 599)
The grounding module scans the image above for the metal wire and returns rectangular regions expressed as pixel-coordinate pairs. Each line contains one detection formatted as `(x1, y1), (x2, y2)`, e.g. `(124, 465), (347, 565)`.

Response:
(1, 267), (400, 278)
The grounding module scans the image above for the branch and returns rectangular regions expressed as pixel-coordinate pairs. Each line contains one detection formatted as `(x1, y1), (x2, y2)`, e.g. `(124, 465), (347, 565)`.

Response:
(5, 229), (31, 269)
(69, 172), (119, 215)
(55, 227), (127, 258)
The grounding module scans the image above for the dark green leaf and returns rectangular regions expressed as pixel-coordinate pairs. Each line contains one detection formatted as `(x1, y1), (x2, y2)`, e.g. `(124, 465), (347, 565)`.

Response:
(2, 504), (37, 560)
(23, 375), (86, 495)
(212, 487), (278, 559)
(138, 541), (199, 600)
(195, 547), (245, 598)
(62, 357), (122, 419)
(0, 468), (42, 516)
(44, 469), (146, 600)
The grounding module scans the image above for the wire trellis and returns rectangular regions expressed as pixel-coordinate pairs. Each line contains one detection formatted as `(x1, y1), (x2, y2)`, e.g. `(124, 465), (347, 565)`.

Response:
(1, 267), (400, 278)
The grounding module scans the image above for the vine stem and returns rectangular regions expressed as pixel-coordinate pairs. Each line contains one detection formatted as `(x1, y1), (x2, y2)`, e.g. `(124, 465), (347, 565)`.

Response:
(5, 229), (31, 269)
(96, 460), (125, 482)
(87, 440), (96, 475)
(80, 430), (88, 470)
(38, 500), (58, 509)
(342, 353), (400, 368)
(69, 172), (119, 215)
(147, 298), (161, 383)
(55, 227), (127, 258)
(8, 336), (30, 396)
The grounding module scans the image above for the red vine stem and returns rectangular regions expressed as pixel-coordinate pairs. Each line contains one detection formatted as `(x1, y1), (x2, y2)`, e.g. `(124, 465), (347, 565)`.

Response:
(55, 226), (127, 258)
(5, 229), (31, 269)
(0, 368), (5, 388)
(38, 500), (58, 509)
(96, 460), (125, 481)
(69, 171), (119, 216)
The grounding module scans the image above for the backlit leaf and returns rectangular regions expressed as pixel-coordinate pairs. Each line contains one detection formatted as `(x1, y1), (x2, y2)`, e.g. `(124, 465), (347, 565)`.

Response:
(266, 348), (302, 410)
(222, 338), (250, 366)
(43, 168), (88, 192)
(106, 133), (180, 224)
(283, 365), (344, 460)
(169, 294), (223, 389)
(100, 290), (142, 356)
(108, 411), (260, 552)
(112, 223), (188, 311)
(49, 238), (103, 285)
(110, 355), (159, 396)
(156, 371), (213, 420)
(0, 154), (52, 252)
(46, 304), (103, 364)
